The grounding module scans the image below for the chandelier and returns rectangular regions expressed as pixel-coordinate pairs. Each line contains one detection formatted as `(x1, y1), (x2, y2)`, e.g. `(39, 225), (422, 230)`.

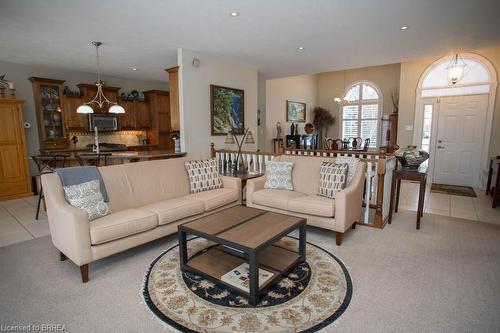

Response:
(77, 42), (125, 114)
(447, 53), (467, 85)
(334, 70), (354, 105)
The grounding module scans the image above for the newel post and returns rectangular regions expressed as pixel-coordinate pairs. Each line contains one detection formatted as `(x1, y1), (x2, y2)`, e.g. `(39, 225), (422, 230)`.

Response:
(374, 148), (387, 228)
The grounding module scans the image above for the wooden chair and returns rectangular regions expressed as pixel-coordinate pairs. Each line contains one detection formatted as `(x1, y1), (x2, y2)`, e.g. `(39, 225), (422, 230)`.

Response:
(333, 139), (344, 150)
(31, 154), (69, 220)
(362, 138), (370, 151)
(324, 138), (334, 150)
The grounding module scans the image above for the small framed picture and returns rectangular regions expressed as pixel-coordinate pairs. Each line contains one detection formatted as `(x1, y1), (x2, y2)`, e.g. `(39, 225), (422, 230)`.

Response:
(286, 100), (306, 122)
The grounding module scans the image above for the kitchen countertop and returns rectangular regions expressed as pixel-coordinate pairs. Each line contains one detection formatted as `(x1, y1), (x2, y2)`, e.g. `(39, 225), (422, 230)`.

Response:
(33, 151), (186, 161)
(40, 144), (159, 154)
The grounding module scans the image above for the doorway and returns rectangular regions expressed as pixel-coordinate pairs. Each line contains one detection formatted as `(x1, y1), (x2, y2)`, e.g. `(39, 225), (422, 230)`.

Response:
(433, 95), (489, 187)
(413, 53), (497, 188)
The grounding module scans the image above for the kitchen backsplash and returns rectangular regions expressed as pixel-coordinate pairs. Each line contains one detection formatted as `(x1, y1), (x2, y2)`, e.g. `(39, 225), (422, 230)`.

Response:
(67, 131), (146, 148)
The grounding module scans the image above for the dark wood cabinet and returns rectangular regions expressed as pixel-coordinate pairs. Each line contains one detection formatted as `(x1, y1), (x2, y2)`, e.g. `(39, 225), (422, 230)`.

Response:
(29, 77), (68, 149)
(135, 101), (151, 129)
(118, 100), (136, 130)
(77, 84), (119, 114)
(144, 90), (172, 152)
(166, 67), (180, 131)
(118, 100), (150, 130)
(62, 95), (88, 131)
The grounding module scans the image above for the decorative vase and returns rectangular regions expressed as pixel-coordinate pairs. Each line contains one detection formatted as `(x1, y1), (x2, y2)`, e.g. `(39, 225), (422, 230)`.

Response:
(276, 122), (282, 138)
(394, 145), (429, 168)
(290, 122), (295, 136)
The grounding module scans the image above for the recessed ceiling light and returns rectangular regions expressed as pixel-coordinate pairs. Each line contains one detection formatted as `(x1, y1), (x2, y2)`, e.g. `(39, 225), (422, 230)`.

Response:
(297, 46), (305, 50)
(400, 26), (408, 30)
(230, 12), (239, 17)
(131, 67), (138, 71)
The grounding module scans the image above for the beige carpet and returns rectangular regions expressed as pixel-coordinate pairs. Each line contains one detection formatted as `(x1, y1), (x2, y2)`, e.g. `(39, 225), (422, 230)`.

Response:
(1, 210), (500, 332)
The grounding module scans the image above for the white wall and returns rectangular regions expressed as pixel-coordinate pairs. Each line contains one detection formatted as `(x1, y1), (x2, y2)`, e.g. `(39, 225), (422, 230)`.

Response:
(265, 74), (318, 152)
(178, 49), (258, 156)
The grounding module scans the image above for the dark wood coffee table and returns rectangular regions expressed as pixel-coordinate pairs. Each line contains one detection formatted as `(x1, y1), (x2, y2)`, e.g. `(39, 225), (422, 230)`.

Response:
(178, 206), (306, 306)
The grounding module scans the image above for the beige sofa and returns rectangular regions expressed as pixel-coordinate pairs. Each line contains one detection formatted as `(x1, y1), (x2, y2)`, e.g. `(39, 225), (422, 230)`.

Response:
(42, 157), (241, 282)
(246, 155), (366, 245)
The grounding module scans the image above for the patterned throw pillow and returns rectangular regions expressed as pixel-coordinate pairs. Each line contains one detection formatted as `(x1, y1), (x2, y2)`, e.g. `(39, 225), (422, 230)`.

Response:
(335, 156), (359, 185)
(63, 179), (111, 221)
(318, 162), (349, 199)
(185, 159), (223, 194)
(264, 161), (294, 190)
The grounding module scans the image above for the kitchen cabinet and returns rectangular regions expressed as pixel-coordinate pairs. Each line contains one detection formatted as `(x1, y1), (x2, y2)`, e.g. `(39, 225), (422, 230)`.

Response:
(118, 100), (150, 130)
(29, 77), (68, 149)
(62, 95), (88, 131)
(0, 98), (32, 200)
(166, 67), (180, 131)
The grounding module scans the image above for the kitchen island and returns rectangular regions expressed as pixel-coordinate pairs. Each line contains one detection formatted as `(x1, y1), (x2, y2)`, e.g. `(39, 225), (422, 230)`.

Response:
(32, 151), (187, 168)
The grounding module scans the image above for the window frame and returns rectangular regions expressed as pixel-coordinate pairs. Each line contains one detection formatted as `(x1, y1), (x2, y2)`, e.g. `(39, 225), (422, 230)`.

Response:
(340, 81), (383, 149)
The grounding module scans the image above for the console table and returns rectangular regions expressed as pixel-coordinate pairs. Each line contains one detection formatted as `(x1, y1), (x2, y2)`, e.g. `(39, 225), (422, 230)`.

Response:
(486, 156), (500, 208)
(388, 164), (428, 229)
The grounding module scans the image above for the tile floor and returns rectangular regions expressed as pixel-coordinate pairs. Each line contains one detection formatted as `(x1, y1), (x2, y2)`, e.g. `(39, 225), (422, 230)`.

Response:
(1, 183), (499, 248)
(396, 181), (500, 225)
(0, 196), (50, 248)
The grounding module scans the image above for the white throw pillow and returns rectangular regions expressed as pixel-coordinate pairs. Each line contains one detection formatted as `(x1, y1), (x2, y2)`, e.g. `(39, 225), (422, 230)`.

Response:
(318, 162), (349, 199)
(335, 156), (359, 185)
(185, 158), (223, 194)
(63, 179), (111, 221)
(264, 160), (294, 191)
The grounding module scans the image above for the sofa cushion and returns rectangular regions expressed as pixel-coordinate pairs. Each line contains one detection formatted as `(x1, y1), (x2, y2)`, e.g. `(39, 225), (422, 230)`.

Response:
(63, 179), (111, 221)
(264, 161), (294, 190)
(89, 208), (158, 245)
(288, 195), (335, 217)
(185, 159), (223, 194)
(186, 188), (238, 211)
(252, 189), (305, 210)
(142, 198), (205, 225)
(335, 156), (359, 185)
(317, 162), (348, 199)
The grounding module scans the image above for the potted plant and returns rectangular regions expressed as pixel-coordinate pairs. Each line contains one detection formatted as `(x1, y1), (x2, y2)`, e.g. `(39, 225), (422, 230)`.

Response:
(312, 107), (335, 148)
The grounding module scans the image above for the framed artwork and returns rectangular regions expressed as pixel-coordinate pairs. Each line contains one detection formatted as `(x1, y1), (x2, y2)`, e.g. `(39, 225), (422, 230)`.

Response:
(286, 100), (306, 122)
(210, 84), (245, 135)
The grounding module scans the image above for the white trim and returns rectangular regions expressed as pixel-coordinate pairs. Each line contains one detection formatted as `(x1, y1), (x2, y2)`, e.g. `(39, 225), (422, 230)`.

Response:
(339, 80), (383, 148)
(413, 52), (497, 188)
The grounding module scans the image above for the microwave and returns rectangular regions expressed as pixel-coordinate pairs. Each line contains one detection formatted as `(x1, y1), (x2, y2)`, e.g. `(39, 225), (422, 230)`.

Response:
(89, 114), (118, 131)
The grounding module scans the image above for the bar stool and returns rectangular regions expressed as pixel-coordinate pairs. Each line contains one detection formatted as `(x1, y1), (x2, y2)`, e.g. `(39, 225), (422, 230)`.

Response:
(74, 152), (110, 167)
(31, 154), (69, 220)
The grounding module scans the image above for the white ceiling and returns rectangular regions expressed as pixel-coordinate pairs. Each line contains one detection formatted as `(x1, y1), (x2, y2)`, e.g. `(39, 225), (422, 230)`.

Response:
(1, 0), (499, 82)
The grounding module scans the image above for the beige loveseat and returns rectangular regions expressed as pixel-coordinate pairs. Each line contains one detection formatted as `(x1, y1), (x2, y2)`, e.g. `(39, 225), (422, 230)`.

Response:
(42, 157), (241, 282)
(246, 155), (366, 245)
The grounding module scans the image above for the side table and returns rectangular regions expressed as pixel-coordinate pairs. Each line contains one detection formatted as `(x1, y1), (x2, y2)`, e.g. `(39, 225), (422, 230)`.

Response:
(220, 171), (264, 204)
(388, 164), (428, 229)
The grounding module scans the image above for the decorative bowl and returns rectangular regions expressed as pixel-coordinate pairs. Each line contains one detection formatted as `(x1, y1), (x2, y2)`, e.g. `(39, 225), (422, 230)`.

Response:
(304, 123), (314, 134)
(394, 145), (429, 168)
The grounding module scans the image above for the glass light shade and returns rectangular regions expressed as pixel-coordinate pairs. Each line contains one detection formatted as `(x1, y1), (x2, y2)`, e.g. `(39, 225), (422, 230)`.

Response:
(334, 97), (341, 103)
(109, 104), (125, 114)
(448, 64), (465, 85)
(245, 130), (255, 144)
(76, 104), (94, 114)
(224, 133), (236, 144)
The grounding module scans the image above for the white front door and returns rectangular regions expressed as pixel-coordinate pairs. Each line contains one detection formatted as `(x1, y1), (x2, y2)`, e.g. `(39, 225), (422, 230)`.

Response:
(433, 94), (488, 187)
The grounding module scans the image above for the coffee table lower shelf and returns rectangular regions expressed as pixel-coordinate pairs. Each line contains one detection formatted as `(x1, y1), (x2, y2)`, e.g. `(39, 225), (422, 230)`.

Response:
(183, 244), (301, 301)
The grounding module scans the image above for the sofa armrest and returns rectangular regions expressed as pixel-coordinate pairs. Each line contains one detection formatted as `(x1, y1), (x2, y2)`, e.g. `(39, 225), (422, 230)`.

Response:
(220, 175), (242, 203)
(335, 162), (366, 232)
(41, 173), (92, 266)
(246, 176), (266, 206)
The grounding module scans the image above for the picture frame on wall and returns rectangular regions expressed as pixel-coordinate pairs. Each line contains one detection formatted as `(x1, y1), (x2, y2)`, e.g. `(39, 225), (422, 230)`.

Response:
(286, 100), (306, 122)
(210, 84), (245, 135)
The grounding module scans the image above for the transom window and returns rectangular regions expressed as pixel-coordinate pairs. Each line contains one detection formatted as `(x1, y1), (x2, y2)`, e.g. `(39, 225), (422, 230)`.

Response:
(341, 82), (381, 148)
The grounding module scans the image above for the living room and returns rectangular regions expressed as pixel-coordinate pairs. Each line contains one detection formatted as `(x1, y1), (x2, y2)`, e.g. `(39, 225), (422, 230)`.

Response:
(1, 1), (500, 332)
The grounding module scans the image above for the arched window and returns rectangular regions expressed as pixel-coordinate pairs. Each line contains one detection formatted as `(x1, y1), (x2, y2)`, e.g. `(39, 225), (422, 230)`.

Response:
(341, 81), (381, 148)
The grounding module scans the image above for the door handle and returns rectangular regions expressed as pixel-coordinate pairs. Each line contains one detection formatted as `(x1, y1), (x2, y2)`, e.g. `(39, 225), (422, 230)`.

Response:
(438, 140), (442, 143)
(437, 145), (445, 149)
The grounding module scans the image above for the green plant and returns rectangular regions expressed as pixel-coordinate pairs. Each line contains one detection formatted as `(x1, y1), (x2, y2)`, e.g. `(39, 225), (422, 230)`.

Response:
(312, 107), (335, 148)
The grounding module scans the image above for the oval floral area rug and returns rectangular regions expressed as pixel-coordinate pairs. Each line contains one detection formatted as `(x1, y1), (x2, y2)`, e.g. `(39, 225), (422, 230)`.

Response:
(143, 237), (352, 333)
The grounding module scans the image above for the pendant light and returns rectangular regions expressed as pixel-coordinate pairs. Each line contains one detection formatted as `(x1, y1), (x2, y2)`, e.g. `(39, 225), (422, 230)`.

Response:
(77, 42), (125, 114)
(447, 53), (467, 85)
(334, 71), (353, 105)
